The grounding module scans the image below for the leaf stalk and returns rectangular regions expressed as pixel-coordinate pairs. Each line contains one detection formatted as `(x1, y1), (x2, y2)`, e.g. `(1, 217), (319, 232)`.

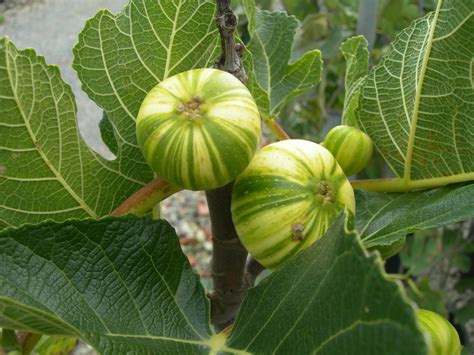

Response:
(111, 177), (181, 216)
(351, 173), (474, 192)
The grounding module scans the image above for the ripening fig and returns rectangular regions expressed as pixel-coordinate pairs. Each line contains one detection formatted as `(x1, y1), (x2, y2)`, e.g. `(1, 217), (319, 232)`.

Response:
(136, 68), (261, 191)
(231, 139), (355, 269)
(322, 125), (373, 176)
(417, 309), (461, 355)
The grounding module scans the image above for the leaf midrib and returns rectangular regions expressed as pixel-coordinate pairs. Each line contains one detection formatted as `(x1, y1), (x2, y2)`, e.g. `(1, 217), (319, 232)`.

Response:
(0, 297), (80, 336)
(4, 40), (97, 218)
(163, 0), (182, 79)
(404, 0), (443, 180)
(0, 297), (219, 352)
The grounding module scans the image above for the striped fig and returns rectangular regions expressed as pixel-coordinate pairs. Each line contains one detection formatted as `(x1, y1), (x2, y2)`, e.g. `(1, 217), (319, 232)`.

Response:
(136, 68), (261, 190)
(417, 309), (461, 355)
(322, 125), (373, 176)
(231, 139), (355, 269)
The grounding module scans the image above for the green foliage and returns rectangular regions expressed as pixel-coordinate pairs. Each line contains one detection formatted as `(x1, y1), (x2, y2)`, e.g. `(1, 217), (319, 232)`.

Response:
(406, 278), (447, 317)
(35, 336), (77, 355)
(0, 39), (145, 229)
(73, 0), (220, 185)
(378, 0), (420, 40)
(400, 224), (473, 343)
(98, 112), (119, 157)
(242, 0), (322, 118)
(454, 303), (474, 326)
(0, 215), (430, 353)
(227, 215), (428, 353)
(279, 0), (359, 132)
(0, 217), (213, 353)
(278, 0), (456, 141)
(281, 0), (318, 21)
(340, 36), (369, 127)
(1, 329), (18, 352)
(355, 183), (474, 249)
(357, 0), (474, 184)
(401, 228), (472, 276)
(0, 0), (473, 353)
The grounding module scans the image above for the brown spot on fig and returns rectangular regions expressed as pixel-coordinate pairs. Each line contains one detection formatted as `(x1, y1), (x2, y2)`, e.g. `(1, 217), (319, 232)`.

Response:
(292, 223), (305, 241)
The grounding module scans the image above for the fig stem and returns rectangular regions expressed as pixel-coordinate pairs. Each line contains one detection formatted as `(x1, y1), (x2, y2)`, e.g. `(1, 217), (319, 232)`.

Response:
(261, 113), (290, 141)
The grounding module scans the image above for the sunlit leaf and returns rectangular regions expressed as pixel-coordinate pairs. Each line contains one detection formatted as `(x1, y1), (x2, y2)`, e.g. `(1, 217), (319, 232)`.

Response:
(357, 0), (474, 187)
(356, 183), (474, 248)
(340, 35), (369, 127)
(73, 0), (220, 183)
(242, 0), (322, 118)
(0, 39), (145, 229)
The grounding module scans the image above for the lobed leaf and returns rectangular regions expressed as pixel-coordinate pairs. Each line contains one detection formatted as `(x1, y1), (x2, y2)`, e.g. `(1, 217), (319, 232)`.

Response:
(227, 214), (428, 354)
(0, 217), (214, 353)
(0, 214), (436, 354)
(242, 0), (322, 118)
(357, 0), (474, 186)
(0, 39), (145, 229)
(340, 35), (369, 127)
(356, 182), (474, 249)
(73, 0), (220, 183)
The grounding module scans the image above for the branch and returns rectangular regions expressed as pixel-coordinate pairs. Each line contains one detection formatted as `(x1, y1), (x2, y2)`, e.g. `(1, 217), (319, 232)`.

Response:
(111, 176), (182, 216)
(206, 184), (249, 330)
(207, 0), (255, 331)
(215, 1), (291, 142)
(215, 0), (247, 82)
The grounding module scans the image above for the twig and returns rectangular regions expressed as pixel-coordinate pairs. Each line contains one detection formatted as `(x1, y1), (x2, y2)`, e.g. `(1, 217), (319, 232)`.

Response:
(215, 0), (247, 82)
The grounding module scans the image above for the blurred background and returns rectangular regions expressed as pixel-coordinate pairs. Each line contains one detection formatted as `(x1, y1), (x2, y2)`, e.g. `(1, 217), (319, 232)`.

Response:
(1, 0), (472, 353)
